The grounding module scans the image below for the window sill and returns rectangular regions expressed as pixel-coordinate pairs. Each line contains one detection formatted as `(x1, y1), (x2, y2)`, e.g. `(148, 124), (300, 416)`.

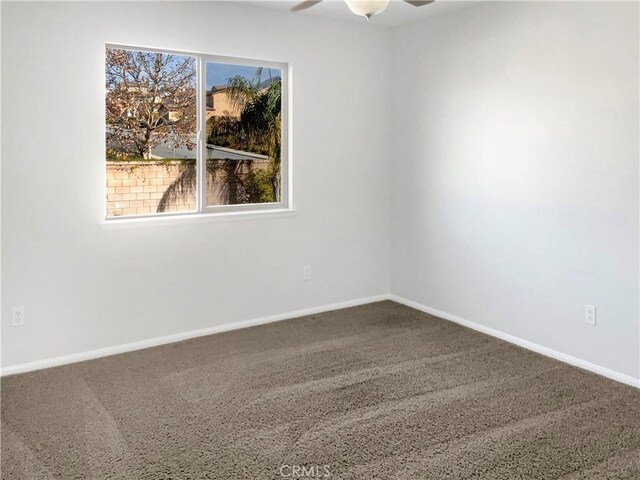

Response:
(100, 207), (297, 230)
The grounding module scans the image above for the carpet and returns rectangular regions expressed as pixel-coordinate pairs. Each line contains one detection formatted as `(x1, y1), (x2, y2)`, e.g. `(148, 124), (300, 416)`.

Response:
(2, 301), (639, 479)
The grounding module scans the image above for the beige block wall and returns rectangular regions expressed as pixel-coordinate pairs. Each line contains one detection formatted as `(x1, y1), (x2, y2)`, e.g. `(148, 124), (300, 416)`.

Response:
(106, 161), (196, 217)
(106, 159), (274, 217)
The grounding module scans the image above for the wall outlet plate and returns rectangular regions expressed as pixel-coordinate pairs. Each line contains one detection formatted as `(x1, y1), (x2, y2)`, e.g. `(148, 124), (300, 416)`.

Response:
(12, 306), (25, 327)
(584, 304), (596, 326)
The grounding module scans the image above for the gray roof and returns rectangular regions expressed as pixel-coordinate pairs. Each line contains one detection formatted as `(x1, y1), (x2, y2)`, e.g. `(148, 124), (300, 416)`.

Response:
(150, 136), (268, 161)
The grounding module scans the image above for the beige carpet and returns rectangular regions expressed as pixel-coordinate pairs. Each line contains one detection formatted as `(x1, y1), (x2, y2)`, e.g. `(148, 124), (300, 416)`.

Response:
(2, 301), (640, 479)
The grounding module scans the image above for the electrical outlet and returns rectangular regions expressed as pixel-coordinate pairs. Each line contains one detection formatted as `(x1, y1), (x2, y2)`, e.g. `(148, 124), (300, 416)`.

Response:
(303, 265), (311, 281)
(12, 306), (25, 327)
(584, 305), (596, 326)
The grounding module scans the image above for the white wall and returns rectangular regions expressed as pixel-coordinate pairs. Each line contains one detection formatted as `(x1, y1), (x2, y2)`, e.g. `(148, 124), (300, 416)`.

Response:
(3, 1), (639, 383)
(1, 1), (391, 367)
(391, 1), (639, 378)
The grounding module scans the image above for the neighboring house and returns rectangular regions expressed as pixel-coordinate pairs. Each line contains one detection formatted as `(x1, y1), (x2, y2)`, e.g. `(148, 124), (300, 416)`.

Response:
(157, 103), (184, 122)
(109, 83), (246, 122)
(206, 86), (242, 119)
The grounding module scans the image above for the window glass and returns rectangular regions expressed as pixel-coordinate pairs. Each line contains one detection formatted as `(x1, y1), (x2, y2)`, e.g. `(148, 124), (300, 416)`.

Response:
(205, 62), (282, 206)
(105, 48), (197, 217)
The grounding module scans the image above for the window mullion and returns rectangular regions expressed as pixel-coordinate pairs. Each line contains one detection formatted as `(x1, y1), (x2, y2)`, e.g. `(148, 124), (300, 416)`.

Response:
(197, 55), (206, 213)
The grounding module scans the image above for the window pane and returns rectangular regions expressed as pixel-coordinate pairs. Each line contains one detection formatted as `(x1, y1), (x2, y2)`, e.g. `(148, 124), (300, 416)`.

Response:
(205, 62), (282, 206)
(105, 48), (197, 217)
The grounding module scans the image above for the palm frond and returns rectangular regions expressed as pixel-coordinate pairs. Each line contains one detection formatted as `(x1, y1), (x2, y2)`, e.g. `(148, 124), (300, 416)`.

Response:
(163, 74), (283, 208)
(226, 75), (257, 112)
(157, 163), (196, 212)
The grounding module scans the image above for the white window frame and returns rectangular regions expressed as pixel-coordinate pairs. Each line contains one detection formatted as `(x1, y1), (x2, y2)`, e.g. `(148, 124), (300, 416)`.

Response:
(104, 44), (291, 222)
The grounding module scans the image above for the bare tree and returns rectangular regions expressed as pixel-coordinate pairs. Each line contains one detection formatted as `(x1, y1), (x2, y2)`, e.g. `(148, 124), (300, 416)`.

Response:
(105, 48), (196, 159)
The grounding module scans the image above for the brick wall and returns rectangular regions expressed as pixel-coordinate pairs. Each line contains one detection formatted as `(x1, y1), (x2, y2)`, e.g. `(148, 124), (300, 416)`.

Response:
(106, 161), (195, 217)
(106, 159), (274, 217)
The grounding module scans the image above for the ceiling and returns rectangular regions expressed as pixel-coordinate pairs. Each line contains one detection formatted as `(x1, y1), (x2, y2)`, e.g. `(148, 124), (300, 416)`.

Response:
(243, 0), (478, 27)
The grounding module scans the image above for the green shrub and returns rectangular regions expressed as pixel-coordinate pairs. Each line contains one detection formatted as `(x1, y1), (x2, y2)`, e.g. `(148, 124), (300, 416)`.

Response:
(242, 168), (276, 204)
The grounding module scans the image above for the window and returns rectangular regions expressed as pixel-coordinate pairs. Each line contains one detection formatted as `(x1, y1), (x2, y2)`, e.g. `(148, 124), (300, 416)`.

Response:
(105, 45), (288, 219)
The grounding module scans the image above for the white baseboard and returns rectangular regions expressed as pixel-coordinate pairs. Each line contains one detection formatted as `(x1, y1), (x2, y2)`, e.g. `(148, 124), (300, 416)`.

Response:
(4, 293), (638, 389)
(0, 294), (390, 377)
(389, 294), (640, 389)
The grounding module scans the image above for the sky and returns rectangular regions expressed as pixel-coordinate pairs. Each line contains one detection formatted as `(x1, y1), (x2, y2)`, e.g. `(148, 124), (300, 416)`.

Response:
(206, 62), (281, 90)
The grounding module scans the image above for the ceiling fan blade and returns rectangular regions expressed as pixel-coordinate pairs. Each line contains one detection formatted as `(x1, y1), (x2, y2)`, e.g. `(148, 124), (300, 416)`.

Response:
(403, 0), (436, 6)
(290, 0), (323, 12)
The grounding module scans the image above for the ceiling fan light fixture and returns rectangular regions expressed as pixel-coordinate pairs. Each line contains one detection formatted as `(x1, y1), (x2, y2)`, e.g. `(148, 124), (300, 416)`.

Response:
(344, 0), (390, 19)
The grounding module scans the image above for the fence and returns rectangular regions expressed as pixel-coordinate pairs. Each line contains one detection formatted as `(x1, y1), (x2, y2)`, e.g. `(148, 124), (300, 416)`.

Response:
(106, 158), (273, 217)
(106, 161), (195, 217)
